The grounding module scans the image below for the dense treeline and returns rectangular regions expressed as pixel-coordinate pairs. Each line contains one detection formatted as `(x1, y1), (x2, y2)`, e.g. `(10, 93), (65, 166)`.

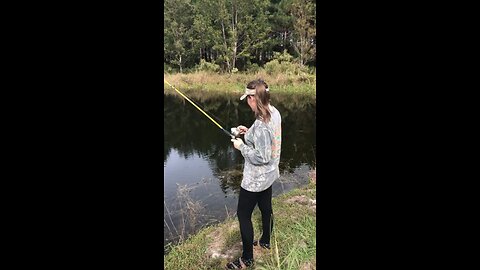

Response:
(164, 0), (316, 73)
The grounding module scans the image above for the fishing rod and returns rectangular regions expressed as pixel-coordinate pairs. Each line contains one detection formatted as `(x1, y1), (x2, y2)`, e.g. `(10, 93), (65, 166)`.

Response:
(164, 79), (240, 138)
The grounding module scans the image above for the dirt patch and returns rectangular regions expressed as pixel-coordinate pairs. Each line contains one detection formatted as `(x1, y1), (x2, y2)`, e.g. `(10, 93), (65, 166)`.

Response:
(309, 169), (316, 184)
(253, 243), (273, 258)
(285, 195), (316, 211)
(206, 229), (227, 259)
(222, 241), (243, 259)
(206, 223), (241, 260)
(206, 222), (273, 264)
(300, 261), (316, 270)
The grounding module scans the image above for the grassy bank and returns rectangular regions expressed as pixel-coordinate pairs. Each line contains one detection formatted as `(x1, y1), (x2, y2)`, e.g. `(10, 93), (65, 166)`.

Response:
(164, 71), (316, 99)
(164, 169), (317, 270)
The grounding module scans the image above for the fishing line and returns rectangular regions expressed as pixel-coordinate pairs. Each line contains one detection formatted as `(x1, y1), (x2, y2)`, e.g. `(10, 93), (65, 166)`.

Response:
(179, 91), (229, 130)
(164, 79), (234, 138)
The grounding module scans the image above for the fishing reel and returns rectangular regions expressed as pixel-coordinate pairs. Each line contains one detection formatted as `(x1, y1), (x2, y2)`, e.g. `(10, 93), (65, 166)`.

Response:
(230, 127), (243, 138)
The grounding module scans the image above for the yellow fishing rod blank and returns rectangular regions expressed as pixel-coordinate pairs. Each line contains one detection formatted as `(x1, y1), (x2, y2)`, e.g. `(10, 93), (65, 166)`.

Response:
(164, 79), (234, 138)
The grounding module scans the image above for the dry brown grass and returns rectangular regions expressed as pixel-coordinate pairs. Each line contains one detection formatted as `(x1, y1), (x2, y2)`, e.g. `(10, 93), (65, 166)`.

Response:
(164, 71), (316, 90)
(309, 168), (316, 184)
(176, 184), (205, 242)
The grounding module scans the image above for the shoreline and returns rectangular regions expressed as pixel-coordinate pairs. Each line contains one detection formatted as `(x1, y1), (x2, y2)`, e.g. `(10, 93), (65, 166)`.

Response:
(163, 71), (316, 99)
(164, 168), (316, 269)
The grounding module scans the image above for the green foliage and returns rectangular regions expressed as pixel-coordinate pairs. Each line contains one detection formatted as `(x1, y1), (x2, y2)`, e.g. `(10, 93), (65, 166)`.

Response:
(264, 50), (309, 75)
(247, 63), (261, 73)
(163, 0), (316, 72)
(195, 59), (220, 73)
(273, 50), (295, 63)
(164, 62), (174, 73)
(164, 0), (196, 72)
(290, 0), (316, 65)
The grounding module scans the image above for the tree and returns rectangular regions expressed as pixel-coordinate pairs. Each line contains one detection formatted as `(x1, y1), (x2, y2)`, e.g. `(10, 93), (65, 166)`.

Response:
(267, 0), (294, 59)
(212, 0), (272, 72)
(163, 0), (317, 71)
(290, 0), (316, 66)
(164, 0), (194, 72)
(191, 0), (221, 64)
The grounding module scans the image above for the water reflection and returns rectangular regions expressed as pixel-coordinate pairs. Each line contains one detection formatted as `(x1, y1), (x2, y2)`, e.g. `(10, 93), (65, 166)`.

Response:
(164, 93), (316, 190)
(164, 92), (316, 244)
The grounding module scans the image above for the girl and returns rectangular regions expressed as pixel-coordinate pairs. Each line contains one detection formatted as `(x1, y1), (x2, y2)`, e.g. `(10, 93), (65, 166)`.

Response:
(227, 79), (282, 269)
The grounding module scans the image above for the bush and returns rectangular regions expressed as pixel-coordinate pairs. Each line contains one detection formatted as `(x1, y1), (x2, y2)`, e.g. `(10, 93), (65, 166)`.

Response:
(264, 50), (309, 75)
(298, 72), (316, 84)
(273, 50), (294, 63)
(265, 59), (308, 75)
(195, 59), (220, 73)
(164, 62), (175, 73)
(247, 63), (261, 73)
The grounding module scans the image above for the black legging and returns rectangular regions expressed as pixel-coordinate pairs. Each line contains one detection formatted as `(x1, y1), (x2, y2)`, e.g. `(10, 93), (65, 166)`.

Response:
(237, 185), (274, 260)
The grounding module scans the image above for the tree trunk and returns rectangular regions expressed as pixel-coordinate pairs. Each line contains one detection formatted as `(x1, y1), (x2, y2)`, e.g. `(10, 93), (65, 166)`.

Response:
(220, 20), (231, 72)
(179, 55), (183, 73)
(300, 36), (304, 66)
(232, 41), (237, 70)
(231, 0), (237, 71)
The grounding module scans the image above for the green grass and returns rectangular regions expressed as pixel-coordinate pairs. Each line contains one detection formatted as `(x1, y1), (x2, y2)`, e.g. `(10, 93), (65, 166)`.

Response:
(163, 73), (316, 112)
(164, 176), (316, 270)
(255, 183), (316, 270)
(224, 226), (242, 248)
(164, 71), (316, 100)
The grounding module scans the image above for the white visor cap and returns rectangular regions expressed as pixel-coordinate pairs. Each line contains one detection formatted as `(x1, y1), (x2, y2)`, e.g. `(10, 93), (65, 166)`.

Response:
(239, 87), (269, 100)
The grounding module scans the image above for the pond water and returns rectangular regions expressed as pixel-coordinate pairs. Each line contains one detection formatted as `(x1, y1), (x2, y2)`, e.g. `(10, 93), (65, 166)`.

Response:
(164, 91), (316, 247)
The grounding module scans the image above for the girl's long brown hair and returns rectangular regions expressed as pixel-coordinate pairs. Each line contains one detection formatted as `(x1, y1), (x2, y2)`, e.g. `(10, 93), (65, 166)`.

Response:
(246, 79), (271, 123)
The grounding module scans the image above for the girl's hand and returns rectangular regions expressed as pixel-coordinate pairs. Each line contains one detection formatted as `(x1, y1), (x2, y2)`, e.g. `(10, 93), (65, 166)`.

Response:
(231, 138), (244, 150)
(237, 125), (248, 134)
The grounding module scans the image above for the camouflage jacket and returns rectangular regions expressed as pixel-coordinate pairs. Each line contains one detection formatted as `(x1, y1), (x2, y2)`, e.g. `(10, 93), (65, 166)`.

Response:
(239, 105), (282, 192)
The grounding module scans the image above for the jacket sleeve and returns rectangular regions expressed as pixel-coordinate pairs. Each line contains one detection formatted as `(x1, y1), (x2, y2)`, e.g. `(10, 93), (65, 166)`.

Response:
(240, 127), (272, 165)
